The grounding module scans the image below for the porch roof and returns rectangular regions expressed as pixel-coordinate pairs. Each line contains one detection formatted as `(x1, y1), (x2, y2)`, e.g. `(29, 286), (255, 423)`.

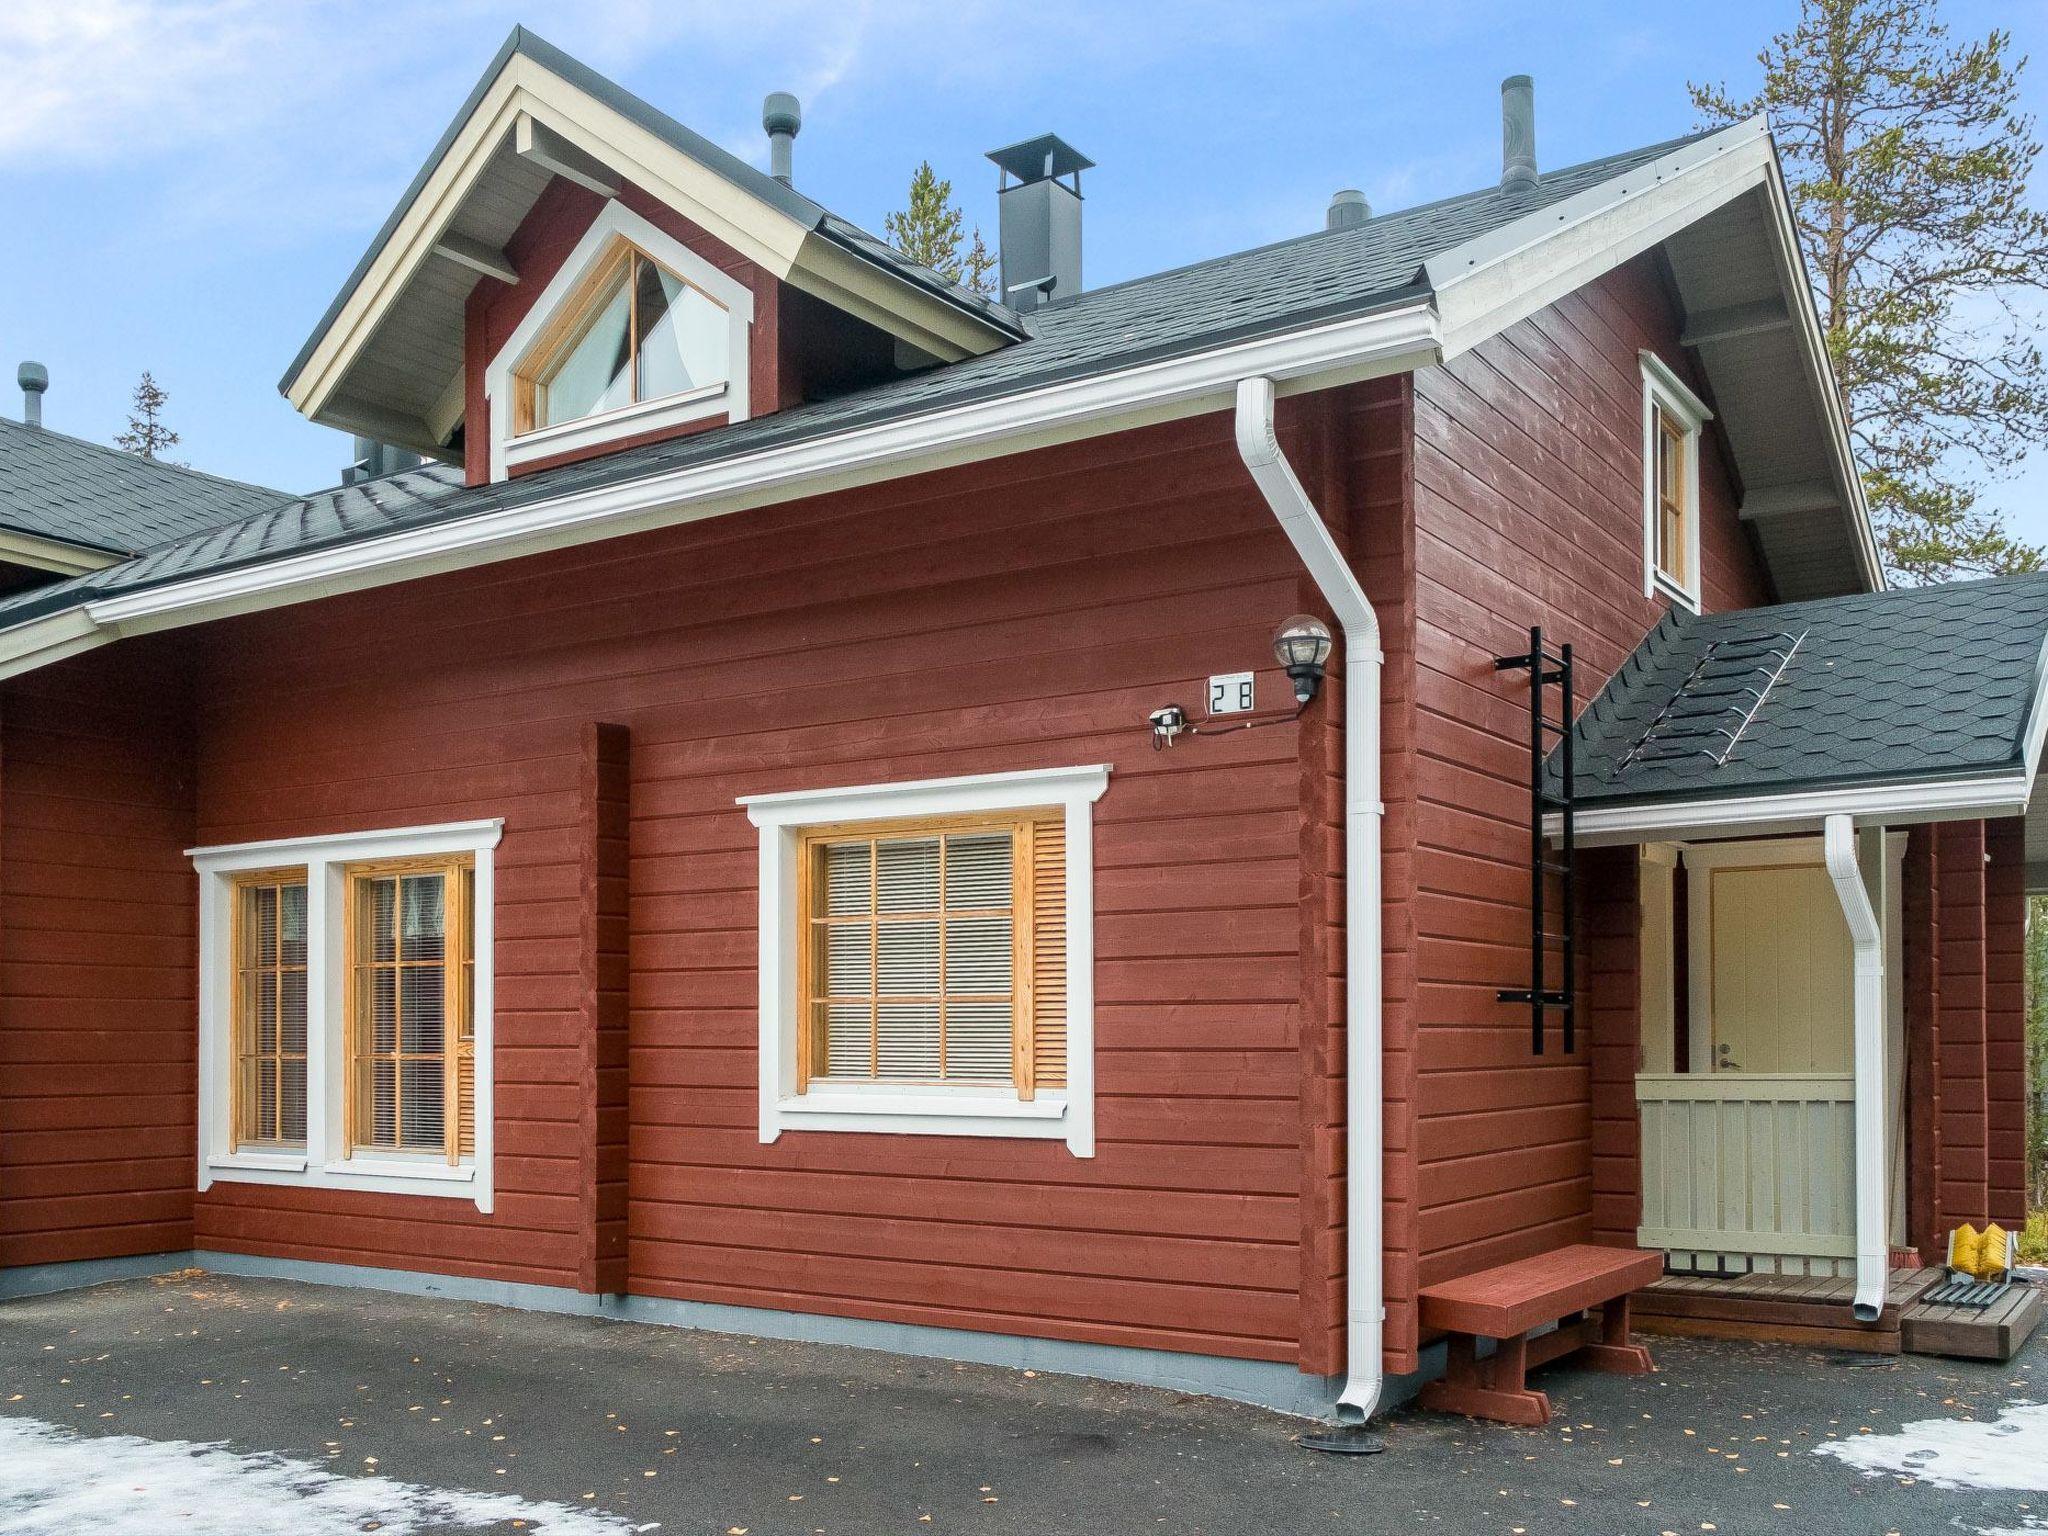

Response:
(1559, 574), (2048, 847)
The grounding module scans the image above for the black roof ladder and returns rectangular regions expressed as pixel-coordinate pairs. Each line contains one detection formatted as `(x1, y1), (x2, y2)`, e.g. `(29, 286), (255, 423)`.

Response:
(1494, 626), (1576, 1055)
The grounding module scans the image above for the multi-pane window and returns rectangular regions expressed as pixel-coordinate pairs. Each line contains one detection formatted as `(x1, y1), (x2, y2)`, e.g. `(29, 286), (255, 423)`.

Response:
(347, 857), (475, 1163)
(514, 243), (730, 433)
(797, 814), (1067, 1100)
(1652, 404), (1692, 591)
(233, 873), (308, 1148)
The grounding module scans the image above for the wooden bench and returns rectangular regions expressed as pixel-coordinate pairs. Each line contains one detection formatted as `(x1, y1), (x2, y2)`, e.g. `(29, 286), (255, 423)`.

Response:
(1417, 1244), (1664, 1426)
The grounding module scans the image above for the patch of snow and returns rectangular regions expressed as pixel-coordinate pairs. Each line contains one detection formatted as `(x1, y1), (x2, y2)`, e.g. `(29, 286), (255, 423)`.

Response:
(1814, 1401), (2048, 1491)
(0, 1415), (656, 1535)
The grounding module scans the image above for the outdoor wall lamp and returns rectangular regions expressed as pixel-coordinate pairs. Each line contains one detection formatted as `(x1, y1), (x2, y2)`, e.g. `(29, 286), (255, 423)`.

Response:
(1273, 614), (1335, 703)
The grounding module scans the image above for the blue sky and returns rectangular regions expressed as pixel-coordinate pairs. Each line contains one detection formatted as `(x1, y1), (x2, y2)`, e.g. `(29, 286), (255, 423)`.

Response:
(1, 0), (2044, 540)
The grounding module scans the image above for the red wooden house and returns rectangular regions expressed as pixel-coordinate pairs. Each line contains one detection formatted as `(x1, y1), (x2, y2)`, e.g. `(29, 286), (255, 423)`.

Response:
(0, 32), (2039, 1422)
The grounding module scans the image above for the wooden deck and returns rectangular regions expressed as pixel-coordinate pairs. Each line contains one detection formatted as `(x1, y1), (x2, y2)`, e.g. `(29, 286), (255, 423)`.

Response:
(1633, 1267), (1943, 1354)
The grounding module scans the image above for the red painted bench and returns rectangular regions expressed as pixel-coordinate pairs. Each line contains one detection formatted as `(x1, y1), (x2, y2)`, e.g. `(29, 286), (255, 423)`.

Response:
(1416, 1244), (1663, 1426)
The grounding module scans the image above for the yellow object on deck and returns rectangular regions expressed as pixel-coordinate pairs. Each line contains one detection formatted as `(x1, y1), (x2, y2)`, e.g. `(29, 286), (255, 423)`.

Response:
(1951, 1224), (1983, 1278)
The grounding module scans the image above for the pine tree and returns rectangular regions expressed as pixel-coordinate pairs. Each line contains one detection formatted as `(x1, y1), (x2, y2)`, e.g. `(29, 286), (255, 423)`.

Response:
(884, 162), (998, 300)
(1692, 0), (2048, 583)
(115, 371), (181, 461)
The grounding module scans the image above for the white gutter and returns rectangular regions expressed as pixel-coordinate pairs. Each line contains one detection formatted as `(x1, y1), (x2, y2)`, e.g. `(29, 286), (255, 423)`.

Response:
(1233, 375), (1384, 1424)
(1560, 773), (2033, 846)
(1822, 813), (1888, 1322)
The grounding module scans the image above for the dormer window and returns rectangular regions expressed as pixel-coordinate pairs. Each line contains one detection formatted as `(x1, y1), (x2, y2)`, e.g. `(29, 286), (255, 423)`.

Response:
(517, 247), (731, 432)
(486, 200), (754, 479)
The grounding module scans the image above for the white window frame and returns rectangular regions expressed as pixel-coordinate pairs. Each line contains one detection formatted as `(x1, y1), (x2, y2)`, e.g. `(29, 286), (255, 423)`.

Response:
(740, 765), (1110, 1157)
(484, 199), (755, 482)
(191, 819), (502, 1210)
(1640, 349), (1712, 612)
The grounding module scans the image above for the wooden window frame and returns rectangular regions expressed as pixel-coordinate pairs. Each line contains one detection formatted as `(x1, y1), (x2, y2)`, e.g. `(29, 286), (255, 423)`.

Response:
(482, 199), (755, 482)
(192, 818), (502, 1209)
(742, 764), (1108, 1156)
(794, 811), (1039, 1099)
(508, 242), (732, 438)
(230, 867), (309, 1150)
(343, 853), (475, 1166)
(1639, 351), (1711, 612)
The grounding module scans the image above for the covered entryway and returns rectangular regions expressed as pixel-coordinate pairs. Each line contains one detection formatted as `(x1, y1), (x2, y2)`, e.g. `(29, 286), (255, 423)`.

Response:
(1558, 577), (2048, 1335)
(1631, 835), (1905, 1279)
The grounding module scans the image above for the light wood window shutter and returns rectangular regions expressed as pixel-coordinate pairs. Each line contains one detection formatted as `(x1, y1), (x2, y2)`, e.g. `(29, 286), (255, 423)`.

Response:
(1025, 814), (1067, 1093)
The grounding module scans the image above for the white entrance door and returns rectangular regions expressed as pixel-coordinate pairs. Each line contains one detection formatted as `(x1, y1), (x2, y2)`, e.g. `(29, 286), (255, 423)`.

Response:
(1700, 860), (1854, 1074)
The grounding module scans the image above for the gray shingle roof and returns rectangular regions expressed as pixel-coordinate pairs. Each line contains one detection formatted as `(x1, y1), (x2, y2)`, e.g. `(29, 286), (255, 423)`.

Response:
(1560, 575), (2048, 808)
(0, 417), (292, 556)
(0, 129), (1706, 633)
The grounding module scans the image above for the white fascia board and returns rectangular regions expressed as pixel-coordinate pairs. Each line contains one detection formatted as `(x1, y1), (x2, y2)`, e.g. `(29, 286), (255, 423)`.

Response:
(1426, 117), (1775, 359)
(1562, 774), (2033, 846)
(1425, 116), (1882, 595)
(71, 302), (1439, 642)
(0, 529), (120, 577)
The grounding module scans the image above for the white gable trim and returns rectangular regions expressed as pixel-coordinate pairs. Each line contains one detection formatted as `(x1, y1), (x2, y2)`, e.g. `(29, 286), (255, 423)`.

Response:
(483, 199), (754, 481)
(1425, 115), (1881, 594)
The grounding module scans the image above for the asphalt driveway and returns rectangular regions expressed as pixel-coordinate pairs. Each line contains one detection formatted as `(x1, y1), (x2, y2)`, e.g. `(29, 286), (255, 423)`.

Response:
(0, 1268), (2042, 1534)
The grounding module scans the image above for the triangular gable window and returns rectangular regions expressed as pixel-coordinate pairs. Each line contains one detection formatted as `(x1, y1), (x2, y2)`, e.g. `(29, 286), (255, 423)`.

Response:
(517, 245), (731, 432)
(486, 200), (755, 479)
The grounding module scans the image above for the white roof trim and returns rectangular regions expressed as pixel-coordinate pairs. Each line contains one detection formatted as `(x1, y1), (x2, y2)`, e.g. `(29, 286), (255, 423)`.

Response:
(0, 301), (1440, 679)
(1563, 773), (2034, 846)
(1426, 115), (1881, 594)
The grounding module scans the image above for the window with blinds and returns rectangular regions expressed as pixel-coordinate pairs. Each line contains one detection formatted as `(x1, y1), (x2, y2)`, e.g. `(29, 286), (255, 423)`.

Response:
(233, 872), (308, 1148)
(346, 856), (475, 1163)
(798, 813), (1066, 1098)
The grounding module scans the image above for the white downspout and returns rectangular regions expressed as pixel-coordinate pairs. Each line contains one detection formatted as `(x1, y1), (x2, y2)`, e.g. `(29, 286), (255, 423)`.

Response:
(1822, 813), (1888, 1322)
(1234, 376), (1385, 1422)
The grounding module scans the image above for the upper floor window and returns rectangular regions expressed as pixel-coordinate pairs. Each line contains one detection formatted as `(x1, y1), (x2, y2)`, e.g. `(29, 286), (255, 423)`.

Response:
(486, 200), (754, 480)
(1640, 351), (1712, 611)
(515, 247), (731, 433)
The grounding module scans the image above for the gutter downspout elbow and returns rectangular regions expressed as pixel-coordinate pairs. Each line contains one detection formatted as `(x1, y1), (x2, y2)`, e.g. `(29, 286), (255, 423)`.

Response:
(1822, 813), (1888, 1324)
(1233, 376), (1385, 1422)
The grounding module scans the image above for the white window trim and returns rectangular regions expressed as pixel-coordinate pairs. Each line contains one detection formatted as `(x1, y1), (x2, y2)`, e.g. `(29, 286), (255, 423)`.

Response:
(190, 818), (503, 1211)
(1640, 349), (1712, 612)
(740, 765), (1111, 1156)
(485, 198), (755, 482)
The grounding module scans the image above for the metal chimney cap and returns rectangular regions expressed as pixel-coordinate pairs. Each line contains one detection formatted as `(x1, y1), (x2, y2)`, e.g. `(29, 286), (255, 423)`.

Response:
(987, 132), (1094, 185)
(1326, 189), (1370, 230)
(17, 361), (47, 394)
(1501, 72), (1534, 91)
(762, 91), (802, 137)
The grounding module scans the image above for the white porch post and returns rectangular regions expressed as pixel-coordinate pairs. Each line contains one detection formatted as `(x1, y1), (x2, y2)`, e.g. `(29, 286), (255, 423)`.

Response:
(1822, 814), (1888, 1321)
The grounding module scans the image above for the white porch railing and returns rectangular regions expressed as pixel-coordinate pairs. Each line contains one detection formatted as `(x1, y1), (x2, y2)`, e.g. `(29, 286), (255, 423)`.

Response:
(1635, 1073), (1856, 1276)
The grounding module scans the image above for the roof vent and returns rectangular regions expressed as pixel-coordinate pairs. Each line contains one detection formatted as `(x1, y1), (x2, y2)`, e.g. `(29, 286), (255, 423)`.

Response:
(763, 92), (801, 185)
(1326, 189), (1370, 231)
(1501, 75), (1538, 191)
(987, 133), (1094, 312)
(343, 435), (422, 487)
(17, 361), (47, 428)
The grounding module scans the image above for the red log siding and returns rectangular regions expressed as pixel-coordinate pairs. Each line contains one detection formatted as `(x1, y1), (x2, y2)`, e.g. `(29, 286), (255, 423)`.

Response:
(1935, 819), (1990, 1230)
(1396, 254), (1770, 1367)
(1905, 826), (1941, 1258)
(1985, 816), (2027, 1228)
(0, 642), (198, 1268)
(580, 722), (632, 1294)
(1584, 847), (1643, 1248)
(166, 404), (1374, 1367)
(463, 180), (782, 486)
